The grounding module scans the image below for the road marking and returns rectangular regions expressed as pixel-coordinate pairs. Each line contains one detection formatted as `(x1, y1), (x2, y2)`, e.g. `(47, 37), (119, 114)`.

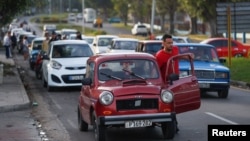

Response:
(205, 112), (238, 125)
(67, 119), (77, 129)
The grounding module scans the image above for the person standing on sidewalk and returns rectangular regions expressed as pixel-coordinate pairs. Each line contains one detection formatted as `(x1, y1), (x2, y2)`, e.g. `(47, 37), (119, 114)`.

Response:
(22, 36), (29, 60)
(3, 31), (12, 58)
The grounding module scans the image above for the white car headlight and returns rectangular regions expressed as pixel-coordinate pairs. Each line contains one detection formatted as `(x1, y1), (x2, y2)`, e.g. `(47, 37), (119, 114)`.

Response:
(51, 60), (62, 70)
(99, 91), (114, 105)
(161, 90), (173, 103)
(179, 70), (189, 77)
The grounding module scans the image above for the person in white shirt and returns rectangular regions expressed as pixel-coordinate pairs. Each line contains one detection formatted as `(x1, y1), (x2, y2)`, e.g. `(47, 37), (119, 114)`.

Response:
(3, 31), (12, 58)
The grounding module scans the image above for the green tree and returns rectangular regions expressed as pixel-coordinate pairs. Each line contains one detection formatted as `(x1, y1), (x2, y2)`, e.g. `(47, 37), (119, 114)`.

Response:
(0, 0), (31, 26)
(178, 0), (248, 37)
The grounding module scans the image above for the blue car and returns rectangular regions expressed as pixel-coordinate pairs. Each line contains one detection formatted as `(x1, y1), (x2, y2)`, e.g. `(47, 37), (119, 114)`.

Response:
(29, 37), (45, 70)
(175, 43), (230, 98)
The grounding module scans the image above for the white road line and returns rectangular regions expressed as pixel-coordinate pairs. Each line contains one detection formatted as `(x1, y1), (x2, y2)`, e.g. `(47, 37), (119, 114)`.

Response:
(67, 119), (77, 129)
(205, 112), (238, 125)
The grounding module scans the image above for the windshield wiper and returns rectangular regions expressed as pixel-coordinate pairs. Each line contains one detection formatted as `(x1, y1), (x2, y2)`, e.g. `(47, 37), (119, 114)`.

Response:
(100, 72), (122, 81)
(122, 69), (145, 80)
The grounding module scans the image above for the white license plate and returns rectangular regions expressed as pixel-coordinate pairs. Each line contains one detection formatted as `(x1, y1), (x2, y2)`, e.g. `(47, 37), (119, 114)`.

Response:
(125, 120), (152, 128)
(199, 83), (210, 88)
(69, 75), (83, 80)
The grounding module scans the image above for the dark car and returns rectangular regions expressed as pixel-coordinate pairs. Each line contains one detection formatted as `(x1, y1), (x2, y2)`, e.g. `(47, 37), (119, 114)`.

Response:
(176, 43), (230, 98)
(29, 37), (45, 70)
(135, 40), (162, 56)
(77, 52), (200, 141)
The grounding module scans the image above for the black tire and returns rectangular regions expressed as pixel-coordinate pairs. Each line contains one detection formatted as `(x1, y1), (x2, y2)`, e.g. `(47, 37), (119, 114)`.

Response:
(218, 89), (228, 98)
(92, 112), (105, 141)
(161, 121), (176, 139)
(42, 74), (46, 87)
(78, 107), (88, 131)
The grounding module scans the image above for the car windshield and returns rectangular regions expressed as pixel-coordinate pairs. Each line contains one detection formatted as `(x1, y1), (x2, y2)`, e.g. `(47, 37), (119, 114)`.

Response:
(145, 43), (162, 55)
(178, 45), (219, 62)
(52, 44), (93, 58)
(33, 40), (43, 50)
(98, 59), (159, 81)
(98, 37), (114, 46)
(83, 38), (94, 44)
(112, 41), (138, 50)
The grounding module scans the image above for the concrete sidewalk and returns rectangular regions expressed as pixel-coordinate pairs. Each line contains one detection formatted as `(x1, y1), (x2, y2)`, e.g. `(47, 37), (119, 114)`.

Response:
(0, 48), (30, 113)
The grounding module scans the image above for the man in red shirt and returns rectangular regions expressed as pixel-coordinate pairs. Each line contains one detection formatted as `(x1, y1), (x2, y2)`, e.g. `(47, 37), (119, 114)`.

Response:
(155, 33), (180, 133)
(155, 34), (179, 80)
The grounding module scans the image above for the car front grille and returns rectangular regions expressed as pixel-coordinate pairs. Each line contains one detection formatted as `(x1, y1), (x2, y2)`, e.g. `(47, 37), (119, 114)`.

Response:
(116, 98), (158, 111)
(194, 70), (215, 79)
(65, 66), (86, 70)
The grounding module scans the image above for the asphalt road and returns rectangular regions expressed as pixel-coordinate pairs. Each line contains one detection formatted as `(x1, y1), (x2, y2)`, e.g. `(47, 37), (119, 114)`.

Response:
(6, 16), (250, 141)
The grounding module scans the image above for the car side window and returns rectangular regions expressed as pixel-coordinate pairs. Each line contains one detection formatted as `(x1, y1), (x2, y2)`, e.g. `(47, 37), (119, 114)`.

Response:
(209, 40), (221, 48)
(85, 61), (95, 82)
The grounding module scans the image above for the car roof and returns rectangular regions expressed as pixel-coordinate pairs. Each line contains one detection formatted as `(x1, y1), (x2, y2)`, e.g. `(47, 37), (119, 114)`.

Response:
(200, 37), (231, 43)
(33, 37), (45, 41)
(51, 39), (89, 45)
(139, 40), (162, 43)
(96, 35), (119, 38)
(89, 52), (156, 62)
(112, 38), (139, 41)
(174, 43), (215, 48)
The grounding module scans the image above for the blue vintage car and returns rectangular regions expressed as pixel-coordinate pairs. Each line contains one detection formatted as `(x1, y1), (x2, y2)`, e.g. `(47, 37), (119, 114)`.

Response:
(29, 37), (45, 70)
(175, 43), (230, 98)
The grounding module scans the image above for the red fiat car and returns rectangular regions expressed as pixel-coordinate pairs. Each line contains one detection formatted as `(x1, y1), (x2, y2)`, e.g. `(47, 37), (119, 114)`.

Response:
(77, 52), (200, 141)
(200, 37), (250, 58)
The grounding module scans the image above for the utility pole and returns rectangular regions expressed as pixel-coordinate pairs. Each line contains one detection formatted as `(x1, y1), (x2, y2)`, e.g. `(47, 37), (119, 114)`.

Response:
(82, 0), (85, 34)
(150, 0), (156, 33)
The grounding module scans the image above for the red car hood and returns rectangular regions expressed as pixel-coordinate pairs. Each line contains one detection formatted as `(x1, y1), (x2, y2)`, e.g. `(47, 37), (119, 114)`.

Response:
(98, 80), (162, 96)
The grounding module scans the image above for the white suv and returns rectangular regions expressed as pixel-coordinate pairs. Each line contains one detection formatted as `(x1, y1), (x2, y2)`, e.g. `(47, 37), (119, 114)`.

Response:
(131, 24), (148, 36)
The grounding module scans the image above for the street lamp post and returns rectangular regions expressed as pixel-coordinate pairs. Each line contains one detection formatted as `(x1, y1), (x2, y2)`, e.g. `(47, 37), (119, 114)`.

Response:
(82, 0), (85, 33)
(150, 0), (156, 33)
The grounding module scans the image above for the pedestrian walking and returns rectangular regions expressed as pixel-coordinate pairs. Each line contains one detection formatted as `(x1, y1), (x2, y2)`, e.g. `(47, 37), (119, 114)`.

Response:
(3, 31), (12, 58)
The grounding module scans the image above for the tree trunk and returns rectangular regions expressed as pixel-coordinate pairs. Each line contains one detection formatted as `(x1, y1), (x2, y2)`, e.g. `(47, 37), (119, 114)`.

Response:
(169, 12), (175, 34)
(191, 17), (197, 34)
(208, 19), (218, 37)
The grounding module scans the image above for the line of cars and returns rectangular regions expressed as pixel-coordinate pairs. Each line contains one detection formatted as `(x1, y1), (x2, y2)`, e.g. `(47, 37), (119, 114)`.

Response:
(27, 31), (233, 140)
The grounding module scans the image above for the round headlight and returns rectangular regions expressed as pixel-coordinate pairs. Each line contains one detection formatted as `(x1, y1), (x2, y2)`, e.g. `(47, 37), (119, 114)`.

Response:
(99, 91), (114, 105)
(161, 90), (173, 103)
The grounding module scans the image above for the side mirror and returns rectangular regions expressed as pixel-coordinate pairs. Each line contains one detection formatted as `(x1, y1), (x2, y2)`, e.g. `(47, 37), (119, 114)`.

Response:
(219, 58), (226, 64)
(82, 78), (92, 85)
(168, 73), (179, 85)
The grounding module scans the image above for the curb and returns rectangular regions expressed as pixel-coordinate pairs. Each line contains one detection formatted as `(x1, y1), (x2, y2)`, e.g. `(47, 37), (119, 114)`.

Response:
(0, 57), (31, 113)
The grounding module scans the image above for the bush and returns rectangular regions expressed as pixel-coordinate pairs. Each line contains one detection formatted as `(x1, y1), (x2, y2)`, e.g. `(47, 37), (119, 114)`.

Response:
(93, 30), (107, 35)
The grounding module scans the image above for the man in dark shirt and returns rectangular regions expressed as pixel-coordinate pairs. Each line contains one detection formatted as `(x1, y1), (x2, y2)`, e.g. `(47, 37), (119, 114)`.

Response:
(49, 31), (58, 45)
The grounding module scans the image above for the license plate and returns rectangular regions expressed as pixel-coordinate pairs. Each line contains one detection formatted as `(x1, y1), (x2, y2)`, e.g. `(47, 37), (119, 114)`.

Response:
(125, 120), (152, 128)
(199, 83), (210, 88)
(69, 75), (83, 80)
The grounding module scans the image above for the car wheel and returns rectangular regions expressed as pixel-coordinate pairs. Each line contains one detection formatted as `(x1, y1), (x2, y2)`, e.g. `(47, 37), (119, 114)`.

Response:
(77, 107), (88, 131)
(42, 74), (46, 87)
(234, 54), (243, 58)
(92, 112), (106, 141)
(218, 89), (228, 98)
(161, 121), (176, 139)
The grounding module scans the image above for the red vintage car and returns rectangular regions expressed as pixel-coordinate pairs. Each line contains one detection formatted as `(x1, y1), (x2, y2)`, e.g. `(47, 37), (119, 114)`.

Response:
(77, 52), (200, 141)
(200, 37), (250, 58)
